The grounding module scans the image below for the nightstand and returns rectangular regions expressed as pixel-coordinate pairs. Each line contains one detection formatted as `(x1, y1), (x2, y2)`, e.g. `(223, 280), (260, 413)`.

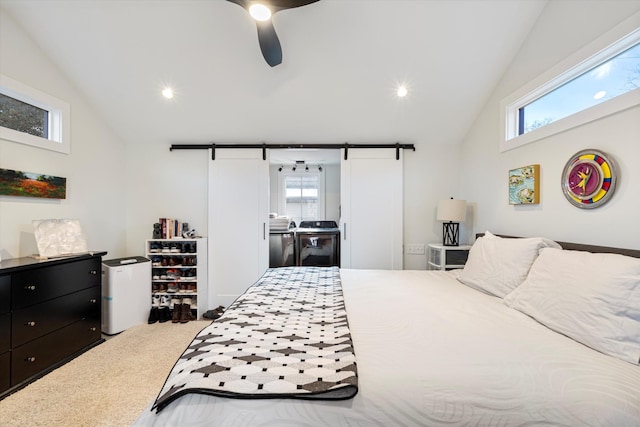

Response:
(427, 243), (471, 270)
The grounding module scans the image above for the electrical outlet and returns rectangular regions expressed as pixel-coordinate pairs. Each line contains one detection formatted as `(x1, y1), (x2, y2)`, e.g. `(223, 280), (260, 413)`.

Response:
(405, 243), (425, 255)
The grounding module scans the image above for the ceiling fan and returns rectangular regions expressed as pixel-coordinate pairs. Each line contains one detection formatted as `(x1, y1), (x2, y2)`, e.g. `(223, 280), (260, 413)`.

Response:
(226, 0), (320, 67)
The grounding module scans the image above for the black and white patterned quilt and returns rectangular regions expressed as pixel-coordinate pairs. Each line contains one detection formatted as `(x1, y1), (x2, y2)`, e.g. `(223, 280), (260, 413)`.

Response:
(152, 267), (358, 412)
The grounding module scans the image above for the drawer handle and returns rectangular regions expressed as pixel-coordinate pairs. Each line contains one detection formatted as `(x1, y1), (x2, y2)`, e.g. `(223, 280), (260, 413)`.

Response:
(89, 298), (97, 304)
(26, 356), (36, 363)
(24, 285), (37, 291)
(26, 321), (36, 327)
(89, 327), (97, 332)
(89, 270), (98, 275)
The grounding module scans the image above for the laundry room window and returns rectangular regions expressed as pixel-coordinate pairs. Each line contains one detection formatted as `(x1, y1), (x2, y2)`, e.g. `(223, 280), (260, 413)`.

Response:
(0, 74), (70, 154)
(279, 170), (325, 226)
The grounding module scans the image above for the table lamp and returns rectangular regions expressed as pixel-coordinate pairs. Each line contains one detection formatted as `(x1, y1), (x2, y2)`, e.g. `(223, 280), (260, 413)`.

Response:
(437, 198), (467, 246)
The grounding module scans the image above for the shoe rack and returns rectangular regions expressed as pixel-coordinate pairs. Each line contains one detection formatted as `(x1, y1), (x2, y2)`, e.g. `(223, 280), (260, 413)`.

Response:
(145, 238), (207, 321)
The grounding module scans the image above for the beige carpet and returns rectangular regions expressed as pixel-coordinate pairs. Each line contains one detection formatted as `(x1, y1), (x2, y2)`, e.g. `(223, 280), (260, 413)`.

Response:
(0, 320), (210, 427)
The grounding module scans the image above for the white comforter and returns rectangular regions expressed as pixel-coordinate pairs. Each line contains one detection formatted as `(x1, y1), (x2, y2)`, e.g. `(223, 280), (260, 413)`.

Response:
(134, 269), (640, 426)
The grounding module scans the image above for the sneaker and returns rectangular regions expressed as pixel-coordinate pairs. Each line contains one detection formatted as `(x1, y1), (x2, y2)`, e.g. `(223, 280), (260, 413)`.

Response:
(167, 282), (179, 293)
(160, 294), (171, 307)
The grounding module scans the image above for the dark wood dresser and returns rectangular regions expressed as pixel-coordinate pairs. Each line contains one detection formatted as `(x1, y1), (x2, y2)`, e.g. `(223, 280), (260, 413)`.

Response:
(0, 252), (106, 398)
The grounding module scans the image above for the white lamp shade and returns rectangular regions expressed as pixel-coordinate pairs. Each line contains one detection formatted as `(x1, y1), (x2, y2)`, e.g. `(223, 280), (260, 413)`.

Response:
(437, 199), (467, 222)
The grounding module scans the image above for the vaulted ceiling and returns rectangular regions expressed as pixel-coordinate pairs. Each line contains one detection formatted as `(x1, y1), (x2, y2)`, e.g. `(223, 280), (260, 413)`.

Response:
(1, 0), (547, 155)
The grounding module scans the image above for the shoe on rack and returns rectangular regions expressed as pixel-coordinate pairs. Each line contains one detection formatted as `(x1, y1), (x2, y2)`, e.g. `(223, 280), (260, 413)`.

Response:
(148, 306), (159, 324)
(180, 298), (196, 323)
(160, 294), (171, 306)
(157, 306), (169, 323)
(171, 303), (182, 323)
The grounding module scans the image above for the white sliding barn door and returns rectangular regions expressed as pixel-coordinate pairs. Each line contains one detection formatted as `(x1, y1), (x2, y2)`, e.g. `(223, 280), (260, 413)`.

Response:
(340, 148), (403, 269)
(208, 149), (269, 308)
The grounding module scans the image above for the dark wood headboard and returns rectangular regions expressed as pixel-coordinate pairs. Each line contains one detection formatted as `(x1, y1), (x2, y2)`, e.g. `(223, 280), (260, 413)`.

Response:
(474, 233), (640, 259)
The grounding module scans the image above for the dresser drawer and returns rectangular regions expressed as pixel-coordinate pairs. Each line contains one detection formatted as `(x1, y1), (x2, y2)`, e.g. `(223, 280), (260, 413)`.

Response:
(0, 351), (9, 394)
(12, 286), (100, 347)
(11, 318), (101, 386)
(0, 275), (9, 315)
(12, 258), (101, 309)
(0, 313), (9, 353)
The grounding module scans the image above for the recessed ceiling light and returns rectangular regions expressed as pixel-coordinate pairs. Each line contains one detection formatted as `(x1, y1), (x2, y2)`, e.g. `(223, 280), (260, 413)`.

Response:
(593, 90), (606, 100)
(397, 85), (408, 97)
(249, 4), (272, 21)
(161, 87), (174, 99)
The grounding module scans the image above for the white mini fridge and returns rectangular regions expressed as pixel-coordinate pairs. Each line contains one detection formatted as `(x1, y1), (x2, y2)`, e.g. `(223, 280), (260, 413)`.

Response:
(101, 256), (151, 335)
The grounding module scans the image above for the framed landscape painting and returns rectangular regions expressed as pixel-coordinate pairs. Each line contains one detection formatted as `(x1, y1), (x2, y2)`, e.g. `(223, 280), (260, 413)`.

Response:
(509, 164), (540, 205)
(0, 168), (67, 199)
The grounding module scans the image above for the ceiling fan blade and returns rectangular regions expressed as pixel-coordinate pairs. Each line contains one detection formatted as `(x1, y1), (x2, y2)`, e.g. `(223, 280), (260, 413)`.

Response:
(225, 0), (320, 66)
(256, 21), (282, 67)
(225, 0), (248, 8)
(268, 0), (320, 12)
(226, 0), (320, 13)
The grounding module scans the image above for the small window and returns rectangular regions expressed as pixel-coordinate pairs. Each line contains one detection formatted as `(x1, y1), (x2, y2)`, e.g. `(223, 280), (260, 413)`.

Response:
(0, 74), (70, 154)
(0, 93), (49, 138)
(278, 169), (325, 225)
(501, 19), (640, 152)
(518, 42), (640, 135)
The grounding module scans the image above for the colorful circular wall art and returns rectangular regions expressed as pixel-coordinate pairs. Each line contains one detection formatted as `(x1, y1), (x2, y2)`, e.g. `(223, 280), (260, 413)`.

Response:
(561, 149), (616, 209)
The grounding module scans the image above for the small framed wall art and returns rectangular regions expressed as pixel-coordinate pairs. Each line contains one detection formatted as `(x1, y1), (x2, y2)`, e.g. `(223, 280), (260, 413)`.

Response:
(0, 168), (67, 199)
(509, 164), (540, 205)
(561, 149), (616, 209)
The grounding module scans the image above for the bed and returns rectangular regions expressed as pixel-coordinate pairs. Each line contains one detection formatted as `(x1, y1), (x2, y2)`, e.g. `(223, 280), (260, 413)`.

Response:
(134, 233), (640, 426)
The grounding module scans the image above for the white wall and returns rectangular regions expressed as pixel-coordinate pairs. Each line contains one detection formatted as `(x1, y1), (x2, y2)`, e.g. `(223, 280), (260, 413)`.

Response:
(459, 1), (640, 249)
(124, 143), (209, 255)
(0, 9), (128, 259)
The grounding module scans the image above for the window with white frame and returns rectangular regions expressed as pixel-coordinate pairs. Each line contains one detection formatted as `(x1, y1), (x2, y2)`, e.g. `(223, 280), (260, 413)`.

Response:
(278, 168), (325, 226)
(500, 19), (640, 152)
(0, 74), (70, 154)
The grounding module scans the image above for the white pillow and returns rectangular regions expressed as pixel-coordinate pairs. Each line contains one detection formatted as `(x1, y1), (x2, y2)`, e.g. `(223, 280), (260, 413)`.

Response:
(458, 232), (561, 297)
(504, 247), (640, 365)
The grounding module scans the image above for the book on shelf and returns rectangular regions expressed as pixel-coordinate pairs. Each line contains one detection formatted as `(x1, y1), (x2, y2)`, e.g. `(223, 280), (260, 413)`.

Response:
(158, 218), (184, 239)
